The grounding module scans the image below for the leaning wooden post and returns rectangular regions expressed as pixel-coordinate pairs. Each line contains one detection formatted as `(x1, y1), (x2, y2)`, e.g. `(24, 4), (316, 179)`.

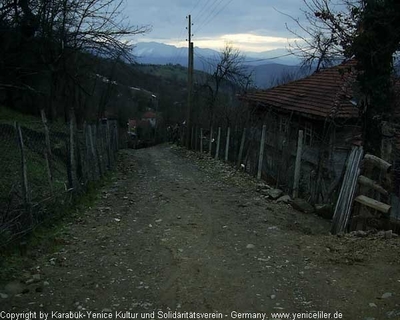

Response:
(208, 127), (213, 156)
(200, 128), (203, 154)
(15, 122), (30, 208)
(215, 127), (221, 160)
(237, 128), (246, 168)
(293, 130), (304, 199)
(225, 127), (231, 162)
(257, 125), (267, 179)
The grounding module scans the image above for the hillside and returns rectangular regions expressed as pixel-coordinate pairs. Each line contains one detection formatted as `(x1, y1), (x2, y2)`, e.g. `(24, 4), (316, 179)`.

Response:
(132, 43), (308, 88)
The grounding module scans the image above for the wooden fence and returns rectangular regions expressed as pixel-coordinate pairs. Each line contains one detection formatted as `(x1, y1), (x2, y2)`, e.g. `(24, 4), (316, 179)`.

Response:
(0, 110), (119, 247)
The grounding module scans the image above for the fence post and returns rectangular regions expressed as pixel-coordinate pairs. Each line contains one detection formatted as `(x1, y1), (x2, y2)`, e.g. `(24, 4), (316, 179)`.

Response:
(234, 126), (238, 163)
(40, 109), (53, 194)
(15, 122), (30, 208)
(106, 120), (112, 169)
(257, 125), (267, 180)
(237, 128), (246, 168)
(225, 127), (231, 162)
(215, 127), (221, 160)
(209, 127), (213, 156)
(195, 126), (198, 151)
(88, 125), (98, 180)
(293, 130), (304, 199)
(69, 110), (78, 190)
(115, 121), (119, 151)
(94, 125), (103, 177)
(191, 126), (195, 150)
(200, 128), (203, 154)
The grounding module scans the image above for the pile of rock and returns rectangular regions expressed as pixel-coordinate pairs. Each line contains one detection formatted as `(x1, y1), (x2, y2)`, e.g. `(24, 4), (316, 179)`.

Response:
(0, 272), (48, 299)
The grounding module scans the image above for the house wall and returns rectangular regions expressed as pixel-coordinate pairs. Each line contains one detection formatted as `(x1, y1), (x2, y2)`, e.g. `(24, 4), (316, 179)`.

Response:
(246, 109), (358, 204)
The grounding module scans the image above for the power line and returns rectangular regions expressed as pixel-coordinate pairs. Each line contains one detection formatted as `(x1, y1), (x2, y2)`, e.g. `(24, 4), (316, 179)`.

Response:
(195, 0), (234, 34)
(193, 0), (214, 26)
(171, 17), (189, 65)
(190, 0), (202, 17)
(242, 52), (296, 63)
(194, 0), (227, 34)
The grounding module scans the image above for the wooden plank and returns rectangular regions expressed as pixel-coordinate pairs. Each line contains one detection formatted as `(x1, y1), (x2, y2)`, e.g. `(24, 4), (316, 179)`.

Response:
(215, 127), (221, 160)
(358, 175), (388, 196)
(257, 125), (266, 180)
(200, 128), (203, 154)
(237, 128), (246, 168)
(208, 127), (213, 156)
(363, 154), (391, 172)
(354, 195), (391, 214)
(292, 130), (304, 198)
(225, 127), (230, 162)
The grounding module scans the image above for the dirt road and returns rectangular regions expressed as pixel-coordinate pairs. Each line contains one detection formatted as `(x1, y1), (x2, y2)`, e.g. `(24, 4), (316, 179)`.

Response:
(2, 145), (400, 319)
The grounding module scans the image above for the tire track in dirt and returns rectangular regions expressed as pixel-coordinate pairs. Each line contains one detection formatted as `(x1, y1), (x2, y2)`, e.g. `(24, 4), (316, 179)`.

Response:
(2, 145), (400, 320)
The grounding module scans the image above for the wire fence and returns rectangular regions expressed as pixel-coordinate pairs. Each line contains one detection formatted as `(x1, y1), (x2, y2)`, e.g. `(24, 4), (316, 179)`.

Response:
(0, 112), (118, 248)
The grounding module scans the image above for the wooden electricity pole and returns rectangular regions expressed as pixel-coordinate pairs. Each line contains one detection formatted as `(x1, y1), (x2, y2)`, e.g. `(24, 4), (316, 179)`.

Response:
(186, 14), (194, 149)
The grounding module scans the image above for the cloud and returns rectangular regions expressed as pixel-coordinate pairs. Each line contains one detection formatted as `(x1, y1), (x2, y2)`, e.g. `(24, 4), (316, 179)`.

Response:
(157, 33), (299, 52)
(124, 0), (307, 51)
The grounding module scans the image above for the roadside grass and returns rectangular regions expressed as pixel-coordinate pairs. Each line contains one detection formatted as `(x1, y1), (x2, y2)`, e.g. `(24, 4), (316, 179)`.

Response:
(0, 173), (113, 283)
(0, 106), (115, 283)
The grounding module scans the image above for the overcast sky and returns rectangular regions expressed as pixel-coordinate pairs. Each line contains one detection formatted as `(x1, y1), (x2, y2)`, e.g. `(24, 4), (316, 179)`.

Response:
(123, 0), (307, 52)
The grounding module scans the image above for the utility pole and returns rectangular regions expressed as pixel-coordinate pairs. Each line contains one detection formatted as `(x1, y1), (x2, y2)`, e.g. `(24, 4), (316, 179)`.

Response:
(186, 14), (194, 149)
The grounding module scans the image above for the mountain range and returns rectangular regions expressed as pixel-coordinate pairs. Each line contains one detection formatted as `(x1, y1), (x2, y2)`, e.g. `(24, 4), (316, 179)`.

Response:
(132, 42), (308, 88)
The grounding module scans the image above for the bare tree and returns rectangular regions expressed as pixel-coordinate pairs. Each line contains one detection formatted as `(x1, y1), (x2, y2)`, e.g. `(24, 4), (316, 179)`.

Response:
(200, 43), (252, 127)
(0, 0), (151, 120)
(281, 0), (360, 70)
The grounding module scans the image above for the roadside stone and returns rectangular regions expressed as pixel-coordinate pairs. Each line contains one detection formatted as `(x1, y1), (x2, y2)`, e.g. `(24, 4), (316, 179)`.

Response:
(5, 281), (25, 295)
(386, 310), (400, 318)
(350, 230), (368, 238)
(369, 303), (377, 308)
(270, 295), (276, 300)
(276, 195), (292, 204)
(381, 292), (392, 299)
(246, 244), (255, 249)
(384, 230), (393, 239)
(0, 293), (8, 299)
(21, 272), (31, 282)
(267, 189), (283, 200)
(291, 198), (315, 214)
(256, 183), (271, 191)
(32, 274), (41, 283)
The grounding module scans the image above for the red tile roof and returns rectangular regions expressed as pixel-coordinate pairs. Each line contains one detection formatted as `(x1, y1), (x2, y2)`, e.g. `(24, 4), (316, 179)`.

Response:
(241, 60), (359, 119)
